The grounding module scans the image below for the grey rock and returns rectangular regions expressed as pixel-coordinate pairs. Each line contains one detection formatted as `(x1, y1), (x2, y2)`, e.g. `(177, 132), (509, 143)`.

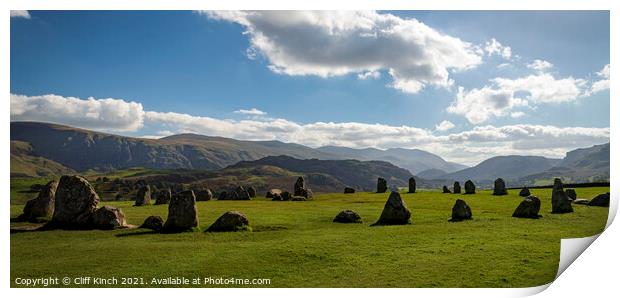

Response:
(565, 189), (577, 201)
(588, 193), (610, 207)
(464, 180), (476, 194)
(163, 190), (198, 232)
(492, 178), (508, 196)
(140, 215), (164, 231)
(372, 191), (411, 225)
(449, 199), (472, 221)
(19, 180), (57, 222)
(344, 187), (356, 194)
(134, 185), (151, 206)
(333, 210), (362, 223)
(453, 181), (461, 194)
(376, 177), (387, 193)
(206, 211), (250, 232)
(408, 177), (416, 193)
(154, 188), (172, 205)
(195, 189), (213, 201)
(519, 187), (530, 197)
(512, 195), (542, 219)
(442, 186), (451, 193)
(91, 206), (127, 229)
(49, 175), (100, 228)
(551, 178), (573, 213)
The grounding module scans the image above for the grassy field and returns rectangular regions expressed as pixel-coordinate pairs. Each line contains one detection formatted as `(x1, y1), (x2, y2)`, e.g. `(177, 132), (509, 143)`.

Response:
(10, 187), (609, 288)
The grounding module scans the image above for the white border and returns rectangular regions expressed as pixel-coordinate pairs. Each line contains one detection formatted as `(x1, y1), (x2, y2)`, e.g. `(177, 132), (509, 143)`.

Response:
(3, 1), (617, 297)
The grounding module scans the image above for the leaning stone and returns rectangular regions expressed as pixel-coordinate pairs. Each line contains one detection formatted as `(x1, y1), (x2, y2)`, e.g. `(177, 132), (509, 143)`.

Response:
(512, 195), (542, 219)
(333, 210), (362, 223)
(449, 199), (472, 221)
(408, 177), (416, 193)
(551, 178), (573, 213)
(134, 185), (151, 206)
(344, 187), (356, 194)
(372, 191), (411, 225)
(206, 211), (250, 232)
(492, 178), (508, 195)
(49, 175), (100, 228)
(464, 180), (476, 194)
(588, 193), (610, 207)
(376, 177), (387, 193)
(91, 206), (127, 230)
(163, 190), (198, 232)
(195, 189), (213, 201)
(442, 186), (451, 193)
(565, 189), (577, 201)
(18, 180), (58, 222)
(519, 187), (530, 197)
(140, 215), (164, 231)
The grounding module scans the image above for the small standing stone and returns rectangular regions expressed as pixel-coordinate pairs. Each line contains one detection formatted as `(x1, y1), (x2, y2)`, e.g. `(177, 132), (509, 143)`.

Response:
(442, 186), (451, 193)
(453, 181), (461, 194)
(135, 185), (151, 206)
(464, 180), (476, 194)
(408, 177), (416, 193)
(449, 199), (472, 221)
(195, 189), (213, 201)
(154, 188), (172, 205)
(519, 187), (531, 197)
(18, 180), (58, 222)
(551, 178), (573, 214)
(91, 206), (127, 230)
(377, 177), (387, 193)
(247, 186), (257, 198)
(206, 211), (250, 232)
(492, 178), (508, 195)
(333, 210), (362, 223)
(140, 215), (164, 231)
(588, 193), (610, 207)
(344, 187), (356, 194)
(565, 189), (577, 201)
(512, 195), (542, 219)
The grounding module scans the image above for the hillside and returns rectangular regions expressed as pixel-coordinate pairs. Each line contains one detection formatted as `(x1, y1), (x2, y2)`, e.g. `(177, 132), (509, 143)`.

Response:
(10, 141), (76, 178)
(317, 145), (467, 174)
(440, 155), (562, 183)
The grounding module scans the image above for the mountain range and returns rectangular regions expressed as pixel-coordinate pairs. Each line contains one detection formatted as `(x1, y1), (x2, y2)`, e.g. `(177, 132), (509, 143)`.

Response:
(10, 121), (609, 188)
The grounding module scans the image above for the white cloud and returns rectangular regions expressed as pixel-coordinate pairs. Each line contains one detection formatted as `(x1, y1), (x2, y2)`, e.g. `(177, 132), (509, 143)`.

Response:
(11, 10), (30, 19)
(484, 38), (512, 59)
(201, 10), (482, 94)
(527, 59), (553, 71)
(587, 64), (610, 95)
(357, 70), (381, 80)
(497, 63), (511, 69)
(11, 93), (608, 165)
(10, 94), (144, 132)
(435, 120), (455, 132)
(510, 111), (525, 118)
(234, 108), (267, 115)
(448, 73), (589, 124)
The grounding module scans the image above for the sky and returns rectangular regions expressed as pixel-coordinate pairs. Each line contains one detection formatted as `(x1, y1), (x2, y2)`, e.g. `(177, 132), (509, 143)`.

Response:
(10, 10), (610, 165)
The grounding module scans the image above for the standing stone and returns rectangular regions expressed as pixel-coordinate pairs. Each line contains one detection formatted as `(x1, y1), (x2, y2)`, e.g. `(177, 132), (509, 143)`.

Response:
(551, 178), (573, 213)
(236, 186), (251, 200)
(206, 211), (250, 232)
(195, 189), (213, 201)
(372, 191), (411, 225)
(565, 189), (577, 201)
(91, 206), (127, 230)
(588, 193), (610, 207)
(344, 187), (356, 194)
(493, 178), (508, 195)
(408, 177), (416, 193)
(512, 195), (542, 219)
(442, 186), (451, 193)
(18, 180), (58, 222)
(266, 189), (281, 198)
(154, 188), (172, 205)
(376, 177), (387, 193)
(294, 177), (306, 196)
(49, 175), (100, 228)
(281, 191), (292, 201)
(218, 191), (228, 200)
(453, 182), (461, 194)
(519, 187), (531, 197)
(140, 215), (164, 231)
(247, 186), (257, 198)
(333, 210), (362, 223)
(134, 185), (151, 206)
(449, 199), (472, 221)
(163, 190), (198, 232)
(464, 180), (476, 194)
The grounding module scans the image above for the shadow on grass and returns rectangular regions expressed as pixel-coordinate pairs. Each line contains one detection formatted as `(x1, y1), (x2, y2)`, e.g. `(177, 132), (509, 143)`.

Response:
(115, 230), (160, 237)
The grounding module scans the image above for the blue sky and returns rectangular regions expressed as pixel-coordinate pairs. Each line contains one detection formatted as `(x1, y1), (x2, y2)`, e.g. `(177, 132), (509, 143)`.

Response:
(10, 11), (610, 165)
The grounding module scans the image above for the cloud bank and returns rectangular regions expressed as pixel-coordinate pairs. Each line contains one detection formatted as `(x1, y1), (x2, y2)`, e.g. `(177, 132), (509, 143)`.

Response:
(10, 93), (609, 165)
(202, 10), (482, 94)
(11, 10), (30, 19)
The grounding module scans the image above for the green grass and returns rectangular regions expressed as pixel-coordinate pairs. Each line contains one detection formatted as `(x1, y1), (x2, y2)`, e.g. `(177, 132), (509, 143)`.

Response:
(10, 187), (609, 288)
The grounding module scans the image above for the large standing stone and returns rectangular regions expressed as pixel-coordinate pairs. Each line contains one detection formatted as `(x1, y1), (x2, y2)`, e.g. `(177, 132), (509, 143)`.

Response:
(266, 189), (282, 198)
(140, 215), (164, 231)
(49, 175), (100, 228)
(163, 190), (198, 232)
(453, 182), (461, 194)
(236, 186), (251, 200)
(344, 187), (356, 194)
(376, 177), (387, 193)
(372, 191), (411, 225)
(442, 186), (451, 193)
(154, 188), (172, 205)
(333, 210), (362, 223)
(551, 178), (573, 213)
(134, 185), (151, 206)
(206, 211), (250, 232)
(18, 180), (58, 222)
(493, 178), (508, 195)
(464, 180), (476, 194)
(195, 189), (213, 201)
(408, 177), (416, 193)
(294, 177), (306, 196)
(512, 195), (542, 219)
(247, 186), (257, 198)
(91, 206), (127, 230)
(565, 189), (577, 201)
(449, 199), (472, 221)
(519, 187), (531, 197)
(588, 193), (610, 207)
